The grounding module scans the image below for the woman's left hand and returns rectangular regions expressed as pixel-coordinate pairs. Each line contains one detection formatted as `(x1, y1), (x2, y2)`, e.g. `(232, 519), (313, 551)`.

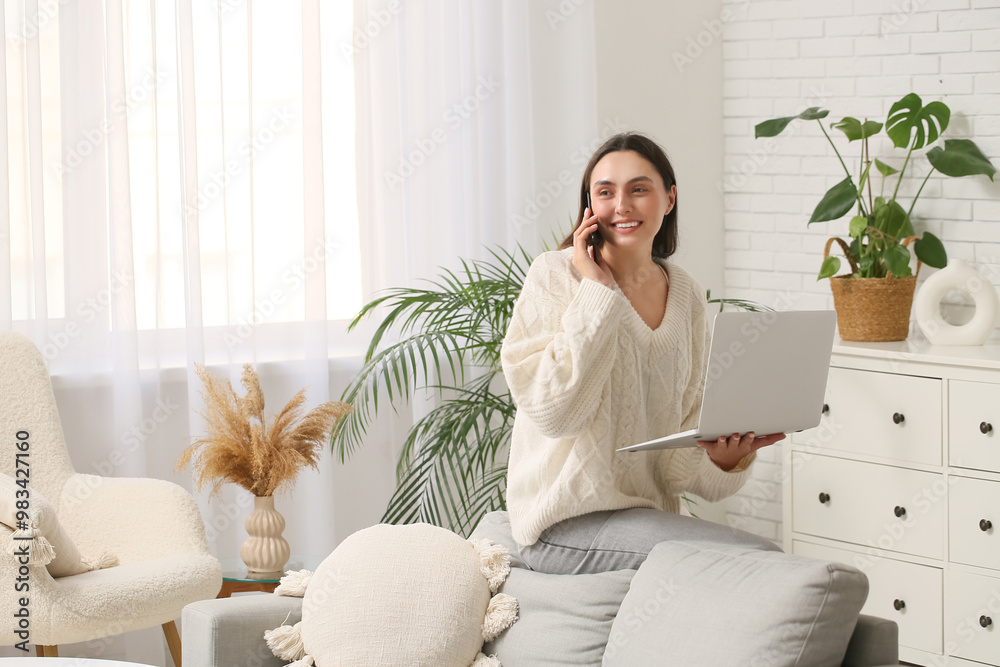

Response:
(697, 432), (786, 472)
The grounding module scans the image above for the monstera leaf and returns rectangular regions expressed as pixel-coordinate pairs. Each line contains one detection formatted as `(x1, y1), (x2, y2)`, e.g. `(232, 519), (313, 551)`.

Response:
(872, 197), (913, 241)
(927, 139), (997, 181)
(914, 231), (947, 269)
(809, 177), (858, 223)
(818, 256), (841, 280)
(874, 159), (899, 177)
(885, 93), (950, 149)
(831, 117), (883, 142)
(849, 215), (869, 238)
(755, 107), (830, 138)
(883, 244), (912, 278)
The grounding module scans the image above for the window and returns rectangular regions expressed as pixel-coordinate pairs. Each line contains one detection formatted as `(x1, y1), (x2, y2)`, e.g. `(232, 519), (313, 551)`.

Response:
(5, 0), (361, 340)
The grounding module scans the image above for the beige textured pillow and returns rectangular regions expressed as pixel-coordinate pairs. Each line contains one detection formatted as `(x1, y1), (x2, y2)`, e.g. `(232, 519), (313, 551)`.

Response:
(0, 473), (90, 578)
(265, 523), (518, 667)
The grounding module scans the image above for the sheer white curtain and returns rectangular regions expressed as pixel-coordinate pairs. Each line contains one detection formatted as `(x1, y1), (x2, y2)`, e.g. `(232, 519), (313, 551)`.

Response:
(2, 0), (401, 661)
(354, 0), (601, 294)
(2, 0), (598, 662)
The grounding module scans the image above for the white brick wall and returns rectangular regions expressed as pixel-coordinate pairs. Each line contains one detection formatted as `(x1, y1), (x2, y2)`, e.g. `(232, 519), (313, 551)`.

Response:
(721, 0), (1000, 541)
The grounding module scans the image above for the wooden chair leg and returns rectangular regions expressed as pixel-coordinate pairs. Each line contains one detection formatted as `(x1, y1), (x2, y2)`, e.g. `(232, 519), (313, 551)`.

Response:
(36, 645), (59, 656)
(163, 620), (182, 667)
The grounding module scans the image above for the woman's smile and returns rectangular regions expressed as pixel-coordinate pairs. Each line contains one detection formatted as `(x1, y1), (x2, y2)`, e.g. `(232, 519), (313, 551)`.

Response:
(611, 219), (642, 232)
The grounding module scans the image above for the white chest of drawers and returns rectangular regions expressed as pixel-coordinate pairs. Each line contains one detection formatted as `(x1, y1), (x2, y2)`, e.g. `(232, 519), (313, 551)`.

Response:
(783, 340), (1000, 667)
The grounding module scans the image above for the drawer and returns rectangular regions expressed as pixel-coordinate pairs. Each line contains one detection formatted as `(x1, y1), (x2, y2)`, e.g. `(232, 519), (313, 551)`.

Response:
(947, 569), (1000, 665)
(809, 367), (941, 466)
(793, 540), (943, 655)
(950, 476), (1000, 572)
(950, 380), (1000, 474)
(792, 452), (944, 559)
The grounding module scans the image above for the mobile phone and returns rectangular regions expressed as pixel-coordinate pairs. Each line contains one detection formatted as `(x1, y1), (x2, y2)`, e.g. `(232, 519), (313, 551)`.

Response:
(586, 193), (603, 248)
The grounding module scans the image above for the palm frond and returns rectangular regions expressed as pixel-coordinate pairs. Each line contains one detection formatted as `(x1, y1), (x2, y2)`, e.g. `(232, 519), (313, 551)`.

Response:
(333, 246), (533, 462)
(706, 289), (774, 313)
(376, 372), (512, 536)
(548, 218), (575, 251)
(395, 372), (514, 478)
(382, 437), (508, 537)
(332, 244), (533, 534)
(347, 252), (527, 365)
(334, 331), (475, 461)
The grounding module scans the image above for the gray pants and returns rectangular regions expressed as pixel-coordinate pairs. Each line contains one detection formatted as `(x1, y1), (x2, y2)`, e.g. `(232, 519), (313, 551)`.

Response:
(517, 508), (781, 574)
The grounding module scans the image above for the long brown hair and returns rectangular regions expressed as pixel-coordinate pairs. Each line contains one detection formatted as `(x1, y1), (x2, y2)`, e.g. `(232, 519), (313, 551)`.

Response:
(559, 132), (678, 259)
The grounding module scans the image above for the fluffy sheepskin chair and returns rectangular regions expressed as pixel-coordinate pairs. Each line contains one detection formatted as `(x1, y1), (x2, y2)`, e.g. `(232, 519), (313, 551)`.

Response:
(0, 331), (221, 662)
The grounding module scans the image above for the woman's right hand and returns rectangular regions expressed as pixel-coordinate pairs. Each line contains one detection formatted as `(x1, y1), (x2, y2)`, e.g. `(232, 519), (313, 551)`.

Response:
(572, 209), (615, 288)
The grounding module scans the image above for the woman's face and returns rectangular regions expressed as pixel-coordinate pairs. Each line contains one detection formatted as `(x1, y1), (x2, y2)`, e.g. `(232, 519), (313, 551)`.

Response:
(588, 150), (675, 253)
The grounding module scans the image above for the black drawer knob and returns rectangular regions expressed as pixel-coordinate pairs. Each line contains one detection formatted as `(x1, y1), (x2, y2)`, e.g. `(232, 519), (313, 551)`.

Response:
(893, 412), (905, 425)
(981, 615), (993, 628)
(982, 421), (994, 434)
(981, 519), (993, 532)
(894, 506), (907, 518)
(893, 599), (905, 611)
(818, 492), (830, 504)
(822, 403), (830, 415)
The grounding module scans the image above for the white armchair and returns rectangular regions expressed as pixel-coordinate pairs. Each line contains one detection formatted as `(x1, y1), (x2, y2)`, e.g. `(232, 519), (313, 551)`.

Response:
(0, 331), (221, 663)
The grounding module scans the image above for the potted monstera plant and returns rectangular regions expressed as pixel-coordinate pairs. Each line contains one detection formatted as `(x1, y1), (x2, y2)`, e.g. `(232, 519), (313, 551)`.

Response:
(756, 93), (996, 341)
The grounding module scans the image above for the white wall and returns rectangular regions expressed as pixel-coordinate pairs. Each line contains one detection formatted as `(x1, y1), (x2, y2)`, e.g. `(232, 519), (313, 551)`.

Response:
(593, 0), (727, 294)
(720, 0), (1000, 540)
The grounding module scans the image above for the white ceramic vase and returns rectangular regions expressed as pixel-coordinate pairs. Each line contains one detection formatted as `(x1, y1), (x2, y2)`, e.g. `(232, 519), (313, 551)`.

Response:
(240, 495), (291, 575)
(914, 259), (999, 346)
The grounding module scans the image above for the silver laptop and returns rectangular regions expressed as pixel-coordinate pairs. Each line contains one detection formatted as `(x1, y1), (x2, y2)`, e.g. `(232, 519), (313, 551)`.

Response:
(618, 310), (837, 452)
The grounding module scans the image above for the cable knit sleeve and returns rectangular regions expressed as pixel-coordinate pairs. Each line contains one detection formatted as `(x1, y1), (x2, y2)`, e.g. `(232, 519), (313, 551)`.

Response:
(680, 449), (756, 502)
(501, 250), (624, 439)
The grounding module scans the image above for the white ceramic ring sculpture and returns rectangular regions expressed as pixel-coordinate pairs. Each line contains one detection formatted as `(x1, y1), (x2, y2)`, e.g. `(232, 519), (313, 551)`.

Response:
(915, 259), (999, 346)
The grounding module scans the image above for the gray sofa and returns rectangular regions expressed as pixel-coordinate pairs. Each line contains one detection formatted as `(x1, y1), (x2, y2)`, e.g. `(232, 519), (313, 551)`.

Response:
(182, 512), (901, 666)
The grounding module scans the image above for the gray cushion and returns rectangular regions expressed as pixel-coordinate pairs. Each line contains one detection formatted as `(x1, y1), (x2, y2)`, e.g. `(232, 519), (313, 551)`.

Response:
(842, 614), (899, 667)
(469, 511), (525, 568)
(473, 511), (635, 666)
(182, 594), (303, 667)
(602, 540), (869, 667)
(485, 567), (635, 666)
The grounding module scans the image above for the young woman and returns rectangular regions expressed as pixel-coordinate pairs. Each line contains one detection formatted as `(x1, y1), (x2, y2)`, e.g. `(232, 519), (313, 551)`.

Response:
(500, 132), (785, 575)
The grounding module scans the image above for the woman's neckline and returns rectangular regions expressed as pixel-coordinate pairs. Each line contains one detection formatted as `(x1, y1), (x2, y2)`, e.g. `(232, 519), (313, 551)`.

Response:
(619, 260), (672, 334)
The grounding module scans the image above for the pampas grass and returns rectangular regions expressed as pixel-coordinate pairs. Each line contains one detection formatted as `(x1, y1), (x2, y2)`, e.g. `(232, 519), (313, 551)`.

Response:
(176, 364), (351, 497)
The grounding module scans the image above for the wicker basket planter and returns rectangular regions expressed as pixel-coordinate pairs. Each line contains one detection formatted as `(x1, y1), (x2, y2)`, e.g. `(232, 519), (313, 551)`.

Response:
(825, 237), (920, 342)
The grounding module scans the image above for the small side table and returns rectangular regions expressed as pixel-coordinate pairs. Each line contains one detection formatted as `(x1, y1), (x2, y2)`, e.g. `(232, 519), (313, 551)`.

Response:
(217, 555), (324, 598)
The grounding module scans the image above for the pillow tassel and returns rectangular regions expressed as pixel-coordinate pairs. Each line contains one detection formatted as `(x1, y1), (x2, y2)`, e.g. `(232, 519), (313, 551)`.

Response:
(471, 652), (502, 667)
(83, 551), (119, 571)
(275, 568), (313, 597)
(265, 621), (306, 661)
(470, 538), (511, 593)
(481, 593), (519, 642)
(8, 524), (55, 566)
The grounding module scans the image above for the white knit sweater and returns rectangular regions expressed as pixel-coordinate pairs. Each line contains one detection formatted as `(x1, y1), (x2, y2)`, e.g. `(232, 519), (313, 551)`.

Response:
(501, 248), (754, 546)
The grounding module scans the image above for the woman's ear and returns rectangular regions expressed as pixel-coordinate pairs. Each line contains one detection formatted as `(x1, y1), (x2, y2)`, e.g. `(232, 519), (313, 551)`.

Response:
(663, 184), (677, 216)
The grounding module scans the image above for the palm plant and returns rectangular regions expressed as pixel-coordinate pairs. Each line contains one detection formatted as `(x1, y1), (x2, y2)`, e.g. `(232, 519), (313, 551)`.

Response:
(332, 245), (771, 536)
(333, 246), (529, 536)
